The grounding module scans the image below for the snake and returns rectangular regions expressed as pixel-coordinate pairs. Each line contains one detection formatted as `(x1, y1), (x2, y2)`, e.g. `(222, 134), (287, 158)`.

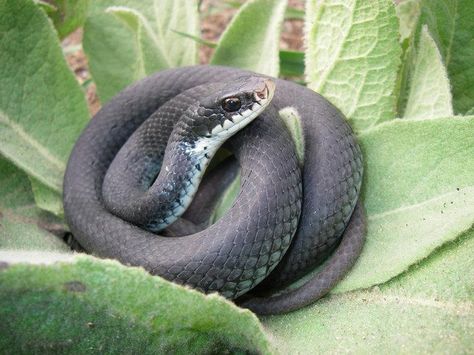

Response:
(63, 65), (366, 315)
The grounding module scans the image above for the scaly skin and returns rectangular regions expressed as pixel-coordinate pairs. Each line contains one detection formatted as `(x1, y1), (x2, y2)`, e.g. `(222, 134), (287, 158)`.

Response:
(63, 65), (365, 314)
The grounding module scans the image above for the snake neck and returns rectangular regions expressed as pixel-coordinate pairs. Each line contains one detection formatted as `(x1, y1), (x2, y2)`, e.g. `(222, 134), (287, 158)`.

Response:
(101, 77), (274, 234)
(142, 137), (221, 232)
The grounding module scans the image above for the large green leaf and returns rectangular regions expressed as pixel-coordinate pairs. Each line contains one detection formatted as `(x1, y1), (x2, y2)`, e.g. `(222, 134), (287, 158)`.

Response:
(47, 0), (91, 39)
(211, 0), (288, 77)
(263, 229), (474, 353)
(334, 116), (474, 292)
(403, 26), (453, 119)
(106, 6), (170, 75)
(0, 254), (272, 354)
(151, 0), (199, 67)
(83, 12), (147, 103)
(0, 0), (89, 193)
(0, 158), (69, 253)
(83, 0), (199, 102)
(419, 0), (474, 114)
(305, 0), (401, 132)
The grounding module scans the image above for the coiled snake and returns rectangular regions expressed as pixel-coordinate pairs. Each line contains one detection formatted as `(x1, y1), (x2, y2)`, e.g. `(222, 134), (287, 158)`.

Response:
(63, 65), (366, 315)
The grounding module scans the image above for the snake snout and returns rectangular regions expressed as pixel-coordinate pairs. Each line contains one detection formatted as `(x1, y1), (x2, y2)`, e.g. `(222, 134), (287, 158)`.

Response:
(254, 78), (275, 102)
(199, 77), (275, 138)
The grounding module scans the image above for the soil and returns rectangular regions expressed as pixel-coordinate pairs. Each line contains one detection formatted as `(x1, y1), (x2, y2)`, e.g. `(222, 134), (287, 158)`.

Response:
(61, 0), (305, 115)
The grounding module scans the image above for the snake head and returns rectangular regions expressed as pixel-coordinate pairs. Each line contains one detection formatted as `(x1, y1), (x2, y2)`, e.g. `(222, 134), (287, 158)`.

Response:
(190, 76), (275, 142)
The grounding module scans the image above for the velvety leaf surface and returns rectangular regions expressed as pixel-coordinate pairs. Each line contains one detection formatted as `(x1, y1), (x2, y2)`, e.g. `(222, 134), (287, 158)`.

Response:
(263, 229), (474, 353)
(0, 255), (272, 354)
(33, 0), (57, 13)
(394, 0), (420, 117)
(83, 12), (145, 103)
(305, 0), (401, 132)
(151, 0), (199, 67)
(84, 0), (199, 102)
(0, 159), (69, 252)
(419, 0), (474, 114)
(334, 116), (474, 292)
(0, 0), (89, 192)
(404, 26), (453, 119)
(211, 0), (288, 76)
(29, 177), (64, 217)
(396, 0), (421, 42)
(47, 0), (91, 39)
(106, 6), (170, 75)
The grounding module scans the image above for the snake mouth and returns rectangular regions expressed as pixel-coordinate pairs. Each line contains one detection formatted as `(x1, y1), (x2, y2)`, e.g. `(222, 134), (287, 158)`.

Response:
(210, 78), (275, 136)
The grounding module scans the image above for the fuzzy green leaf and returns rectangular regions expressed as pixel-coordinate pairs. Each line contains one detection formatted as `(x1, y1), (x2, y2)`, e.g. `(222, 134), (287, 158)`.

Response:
(84, 0), (199, 102)
(29, 178), (64, 217)
(419, 0), (474, 114)
(264, 229), (474, 353)
(0, 0), (89, 194)
(404, 26), (453, 119)
(151, 0), (199, 67)
(211, 0), (288, 76)
(334, 116), (474, 293)
(34, 0), (57, 13)
(0, 254), (272, 354)
(47, 0), (91, 39)
(0, 159), (69, 253)
(305, 0), (401, 132)
(83, 13), (145, 102)
(394, 0), (421, 117)
(107, 6), (170, 75)
(396, 0), (421, 42)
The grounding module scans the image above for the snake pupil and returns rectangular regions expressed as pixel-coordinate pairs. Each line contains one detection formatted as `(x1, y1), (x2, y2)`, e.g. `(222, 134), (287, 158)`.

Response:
(222, 97), (241, 112)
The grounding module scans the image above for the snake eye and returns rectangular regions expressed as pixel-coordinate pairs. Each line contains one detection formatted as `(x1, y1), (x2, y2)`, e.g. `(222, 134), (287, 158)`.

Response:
(222, 97), (241, 112)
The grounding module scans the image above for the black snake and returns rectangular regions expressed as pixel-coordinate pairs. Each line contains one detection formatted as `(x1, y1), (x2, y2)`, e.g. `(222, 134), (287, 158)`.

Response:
(63, 65), (366, 315)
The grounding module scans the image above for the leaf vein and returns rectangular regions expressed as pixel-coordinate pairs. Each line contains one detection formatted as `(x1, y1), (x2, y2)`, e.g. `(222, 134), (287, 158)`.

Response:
(0, 111), (65, 171)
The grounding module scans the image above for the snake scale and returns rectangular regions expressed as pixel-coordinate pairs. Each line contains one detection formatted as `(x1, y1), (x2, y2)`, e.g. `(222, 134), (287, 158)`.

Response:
(63, 65), (366, 315)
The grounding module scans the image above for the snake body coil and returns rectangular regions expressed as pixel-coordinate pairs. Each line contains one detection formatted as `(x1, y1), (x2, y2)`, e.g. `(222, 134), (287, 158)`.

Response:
(63, 65), (366, 315)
